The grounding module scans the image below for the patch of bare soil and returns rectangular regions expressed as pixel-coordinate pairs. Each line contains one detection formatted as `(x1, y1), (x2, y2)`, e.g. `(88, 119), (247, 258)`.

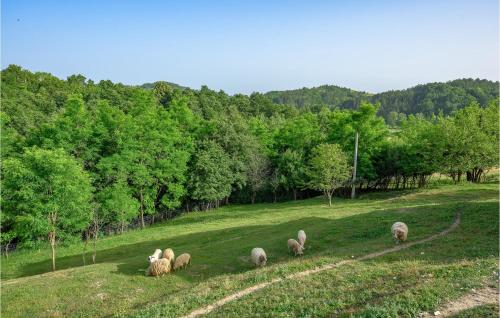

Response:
(419, 286), (499, 317)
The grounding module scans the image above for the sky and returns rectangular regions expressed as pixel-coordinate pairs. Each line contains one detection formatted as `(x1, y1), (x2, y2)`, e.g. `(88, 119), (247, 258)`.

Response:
(1, 0), (499, 94)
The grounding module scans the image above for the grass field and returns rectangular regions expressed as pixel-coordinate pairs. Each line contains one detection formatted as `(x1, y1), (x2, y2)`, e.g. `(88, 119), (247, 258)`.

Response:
(1, 182), (499, 318)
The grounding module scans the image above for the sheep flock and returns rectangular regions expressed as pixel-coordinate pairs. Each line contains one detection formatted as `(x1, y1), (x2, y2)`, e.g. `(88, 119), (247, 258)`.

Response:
(145, 222), (409, 276)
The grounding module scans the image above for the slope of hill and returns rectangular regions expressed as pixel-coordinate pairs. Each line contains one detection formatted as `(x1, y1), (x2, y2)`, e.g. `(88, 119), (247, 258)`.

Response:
(140, 81), (187, 90)
(265, 85), (370, 111)
(1, 182), (498, 318)
(265, 79), (499, 122)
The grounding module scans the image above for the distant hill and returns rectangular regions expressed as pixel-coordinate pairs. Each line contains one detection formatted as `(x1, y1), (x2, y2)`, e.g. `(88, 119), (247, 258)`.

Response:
(140, 81), (187, 90)
(265, 79), (499, 123)
(265, 85), (371, 111)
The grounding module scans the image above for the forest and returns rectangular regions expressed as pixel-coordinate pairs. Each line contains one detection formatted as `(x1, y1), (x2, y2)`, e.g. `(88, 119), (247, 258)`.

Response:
(1, 65), (498, 267)
(265, 78), (499, 125)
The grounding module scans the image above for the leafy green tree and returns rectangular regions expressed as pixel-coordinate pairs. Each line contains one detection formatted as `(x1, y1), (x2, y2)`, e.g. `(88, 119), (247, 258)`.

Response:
(32, 94), (98, 170)
(99, 92), (193, 228)
(323, 102), (388, 185)
(308, 144), (351, 206)
(446, 101), (499, 182)
(277, 149), (307, 200)
(98, 181), (139, 233)
(246, 150), (270, 203)
(189, 141), (233, 209)
(2, 148), (93, 270)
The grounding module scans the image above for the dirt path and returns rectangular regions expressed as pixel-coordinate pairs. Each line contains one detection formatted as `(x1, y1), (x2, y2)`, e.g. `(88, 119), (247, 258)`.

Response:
(181, 211), (462, 318)
(420, 286), (498, 317)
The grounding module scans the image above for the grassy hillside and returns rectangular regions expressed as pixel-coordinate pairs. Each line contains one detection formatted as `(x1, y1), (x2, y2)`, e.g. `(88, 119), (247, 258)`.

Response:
(1, 182), (498, 318)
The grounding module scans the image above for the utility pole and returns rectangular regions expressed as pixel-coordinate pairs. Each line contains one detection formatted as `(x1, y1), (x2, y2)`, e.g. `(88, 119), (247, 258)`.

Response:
(351, 131), (359, 199)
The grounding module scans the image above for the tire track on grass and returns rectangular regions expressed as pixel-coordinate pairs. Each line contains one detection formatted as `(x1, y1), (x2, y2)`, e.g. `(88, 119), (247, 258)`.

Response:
(181, 211), (462, 318)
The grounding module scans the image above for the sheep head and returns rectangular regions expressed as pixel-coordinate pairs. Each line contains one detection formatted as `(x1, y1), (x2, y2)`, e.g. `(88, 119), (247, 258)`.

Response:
(259, 255), (267, 266)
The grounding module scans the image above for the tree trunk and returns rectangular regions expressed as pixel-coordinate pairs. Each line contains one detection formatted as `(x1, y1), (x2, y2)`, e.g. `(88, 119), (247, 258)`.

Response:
(92, 230), (98, 264)
(49, 232), (56, 271)
(251, 192), (256, 204)
(121, 221), (125, 234)
(327, 193), (332, 207)
(82, 234), (88, 266)
(4, 240), (11, 258)
(273, 192), (277, 203)
(293, 189), (297, 201)
(139, 190), (145, 229)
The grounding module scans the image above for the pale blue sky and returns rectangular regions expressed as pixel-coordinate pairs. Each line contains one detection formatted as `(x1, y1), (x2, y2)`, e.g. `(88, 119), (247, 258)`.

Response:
(2, 0), (498, 94)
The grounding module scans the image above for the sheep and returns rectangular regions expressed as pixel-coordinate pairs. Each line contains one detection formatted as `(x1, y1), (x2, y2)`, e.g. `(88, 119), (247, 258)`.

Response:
(297, 230), (306, 248)
(250, 248), (267, 267)
(148, 249), (162, 263)
(173, 253), (191, 270)
(391, 222), (408, 243)
(162, 248), (175, 266)
(146, 258), (171, 276)
(287, 239), (304, 256)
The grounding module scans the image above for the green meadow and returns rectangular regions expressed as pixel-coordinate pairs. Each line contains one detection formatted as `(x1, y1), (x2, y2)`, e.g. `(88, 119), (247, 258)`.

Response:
(2, 182), (498, 317)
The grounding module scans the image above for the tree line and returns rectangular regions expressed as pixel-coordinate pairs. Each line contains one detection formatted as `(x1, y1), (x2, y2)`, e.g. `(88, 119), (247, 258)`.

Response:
(1, 65), (498, 270)
(265, 79), (499, 125)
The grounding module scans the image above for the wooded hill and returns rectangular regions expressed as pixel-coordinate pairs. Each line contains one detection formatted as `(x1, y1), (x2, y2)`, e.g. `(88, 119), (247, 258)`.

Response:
(265, 79), (499, 125)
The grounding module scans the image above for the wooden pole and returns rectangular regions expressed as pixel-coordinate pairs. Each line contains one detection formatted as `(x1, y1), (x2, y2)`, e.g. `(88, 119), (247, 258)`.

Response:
(351, 131), (359, 199)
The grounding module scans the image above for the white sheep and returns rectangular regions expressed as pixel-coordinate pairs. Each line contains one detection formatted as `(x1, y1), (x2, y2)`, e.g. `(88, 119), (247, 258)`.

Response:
(148, 249), (162, 263)
(297, 230), (306, 248)
(173, 253), (191, 270)
(391, 222), (408, 243)
(162, 248), (175, 266)
(287, 239), (304, 256)
(250, 248), (267, 267)
(146, 258), (171, 276)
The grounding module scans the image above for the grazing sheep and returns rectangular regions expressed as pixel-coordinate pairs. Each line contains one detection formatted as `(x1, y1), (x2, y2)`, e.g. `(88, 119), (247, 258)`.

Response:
(148, 249), (162, 263)
(297, 230), (306, 248)
(173, 253), (191, 270)
(162, 248), (175, 266)
(250, 248), (267, 267)
(287, 239), (304, 256)
(391, 222), (408, 243)
(146, 258), (171, 276)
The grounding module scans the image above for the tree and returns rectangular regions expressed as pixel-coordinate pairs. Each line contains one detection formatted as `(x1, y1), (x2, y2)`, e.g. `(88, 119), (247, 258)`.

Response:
(246, 150), (270, 203)
(308, 144), (351, 206)
(98, 92), (193, 228)
(277, 149), (307, 200)
(2, 147), (93, 271)
(98, 181), (139, 233)
(33, 94), (97, 169)
(445, 101), (499, 182)
(189, 141), (233, 210)
(268, 167), (281, 203)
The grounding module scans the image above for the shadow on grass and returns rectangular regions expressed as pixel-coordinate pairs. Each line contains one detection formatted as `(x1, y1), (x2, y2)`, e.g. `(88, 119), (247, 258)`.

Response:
(17, 200), (498, 281)
(155, 187), (499, 229)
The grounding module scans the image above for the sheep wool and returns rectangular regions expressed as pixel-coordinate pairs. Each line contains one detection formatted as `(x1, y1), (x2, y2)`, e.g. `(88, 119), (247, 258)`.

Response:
(297, 230), (306, 248)
(287, 239), (304, 256)
(391, 222), (408, 243)
(146, 258), (171, 276)
(162, 248), (175, 266)
(173, 253), (191, 270)
(250, 248), (267, 267)
(148, 249), (162, 263)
